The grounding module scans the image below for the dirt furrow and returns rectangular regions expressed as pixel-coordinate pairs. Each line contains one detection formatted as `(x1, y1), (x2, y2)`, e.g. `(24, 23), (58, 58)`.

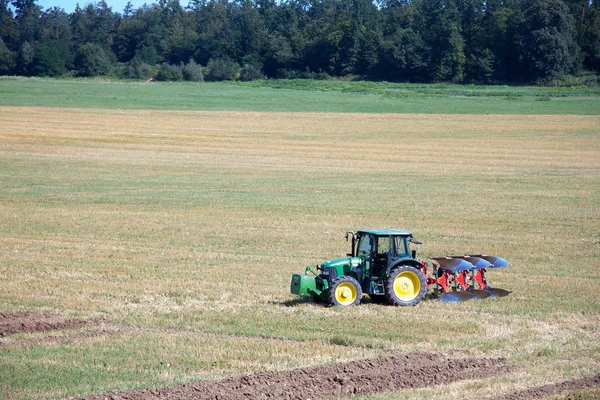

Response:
(78, 351), (510, 400)
(486, 374), (600, 400)
(0, 312), (92, 337)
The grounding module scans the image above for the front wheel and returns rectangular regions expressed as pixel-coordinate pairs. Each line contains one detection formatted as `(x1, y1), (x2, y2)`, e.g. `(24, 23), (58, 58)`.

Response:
(385, 265), (427, 306)
(328, 276), (362, 306)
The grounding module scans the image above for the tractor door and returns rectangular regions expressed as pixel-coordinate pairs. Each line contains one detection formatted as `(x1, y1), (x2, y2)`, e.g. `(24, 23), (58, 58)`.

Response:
(356, 234), (374, 278)
(389, 236), (409, 264)
(372, 235), (391, 278)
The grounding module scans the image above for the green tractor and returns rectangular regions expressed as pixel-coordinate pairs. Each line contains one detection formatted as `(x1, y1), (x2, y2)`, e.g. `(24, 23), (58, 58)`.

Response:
(290, 229), (510, 306)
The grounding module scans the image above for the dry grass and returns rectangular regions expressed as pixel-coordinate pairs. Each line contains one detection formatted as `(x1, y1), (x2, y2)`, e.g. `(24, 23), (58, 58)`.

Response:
(0, 106), (599, 399)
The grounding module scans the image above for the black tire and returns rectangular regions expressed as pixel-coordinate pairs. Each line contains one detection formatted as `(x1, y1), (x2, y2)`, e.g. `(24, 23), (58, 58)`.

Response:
(385, 265), (427, 306)
(328, 276), (362, 306)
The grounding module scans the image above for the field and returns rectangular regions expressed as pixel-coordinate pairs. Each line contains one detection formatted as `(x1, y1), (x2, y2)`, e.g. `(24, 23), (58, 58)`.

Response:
(0, 78), (599, 399)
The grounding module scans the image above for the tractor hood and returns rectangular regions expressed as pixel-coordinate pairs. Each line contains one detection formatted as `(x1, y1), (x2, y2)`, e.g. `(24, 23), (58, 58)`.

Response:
(321, 257), (361, 269)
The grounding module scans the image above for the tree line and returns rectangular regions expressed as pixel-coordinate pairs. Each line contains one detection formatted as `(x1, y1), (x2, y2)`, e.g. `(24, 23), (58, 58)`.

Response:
(1, 0), (599, 84)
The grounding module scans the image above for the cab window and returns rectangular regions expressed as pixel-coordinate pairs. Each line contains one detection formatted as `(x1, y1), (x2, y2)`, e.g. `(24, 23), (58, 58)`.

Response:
(377, 236), (390, 255)
(393, 236), (408, 257)
(357, 235), (372, 256)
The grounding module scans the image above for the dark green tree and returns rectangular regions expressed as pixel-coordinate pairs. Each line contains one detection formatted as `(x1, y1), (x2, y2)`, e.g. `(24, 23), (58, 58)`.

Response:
(39, 7), (71, 42)
(231, 0), (265, 62)
(579, 1), (600, 71)
(0, 0), (19, 51)
(11, 0), (42, 43)
(0, 38), (17, 73)
(34, 39), (72, 76)
(521, 0), (577, 81)
(418, 0), (465, 82)
(195, 0), (234, 64)
(482, 0), (524, 82)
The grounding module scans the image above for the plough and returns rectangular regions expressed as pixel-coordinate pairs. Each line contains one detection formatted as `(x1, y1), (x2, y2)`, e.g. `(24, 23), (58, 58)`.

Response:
(290, 229), (511, 306)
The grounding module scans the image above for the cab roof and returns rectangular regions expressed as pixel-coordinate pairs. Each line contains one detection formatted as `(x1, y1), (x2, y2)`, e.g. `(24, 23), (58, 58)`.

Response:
(357, 229), (413, 237)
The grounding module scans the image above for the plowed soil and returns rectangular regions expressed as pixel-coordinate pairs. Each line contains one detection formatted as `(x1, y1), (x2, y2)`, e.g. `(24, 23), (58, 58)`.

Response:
(79, 351), (510, 400)
(0, 312), (90, 337)
(487, 374), (600, 400)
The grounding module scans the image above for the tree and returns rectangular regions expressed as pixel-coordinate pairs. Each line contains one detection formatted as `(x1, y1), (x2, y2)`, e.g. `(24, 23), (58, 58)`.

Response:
(379, 28), (429, 81)
(0, 38), (17, 73)
(39, 7), (71, 42)
(0, 0), (19, 51)
(11, 0), (42, 43)
(580, 2), (600, 71)
(35, 39), (72, 76)
(521, 0), (577, 81)
(231, 0), (265, 62)
(17, 40), (35, 74)
(482, 0), (524, 82)
(195, 0), (234, 64)
(418, 0), (465, 82)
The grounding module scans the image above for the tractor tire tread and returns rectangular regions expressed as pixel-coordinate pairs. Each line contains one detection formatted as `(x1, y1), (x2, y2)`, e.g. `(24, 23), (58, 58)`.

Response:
(327, 276), (362, 307)
(385, 265), (427, 306)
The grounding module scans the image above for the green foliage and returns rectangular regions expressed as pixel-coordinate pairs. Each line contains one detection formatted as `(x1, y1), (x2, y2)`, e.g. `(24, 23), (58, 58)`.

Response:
(34, 40), (72, 77)
(119, 59), (155, 80)
(18, 40), (34, 74)
(181, 59), (204, 82)
(1, 0), (600, 84)
(0, 38), (16, 74)
(74, 43), (113, 77)
(206, 57), (240, 81)
(155, 62), (183, 81)
(239, 63), (263, 81)
(521, 0), (577, 82)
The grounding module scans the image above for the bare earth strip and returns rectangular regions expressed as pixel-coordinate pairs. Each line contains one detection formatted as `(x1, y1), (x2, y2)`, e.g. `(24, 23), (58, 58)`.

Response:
(486, 374), (600, 400)
(78, 352), (510, 400)
(0, 312), (92, 337)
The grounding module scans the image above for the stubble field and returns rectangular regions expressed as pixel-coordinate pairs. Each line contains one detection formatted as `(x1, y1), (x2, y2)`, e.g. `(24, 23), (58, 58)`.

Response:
(0, 81), (599, 399)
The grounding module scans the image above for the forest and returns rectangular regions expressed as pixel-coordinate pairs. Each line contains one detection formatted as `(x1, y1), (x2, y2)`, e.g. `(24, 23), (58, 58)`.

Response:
(1, 0), (599, 84)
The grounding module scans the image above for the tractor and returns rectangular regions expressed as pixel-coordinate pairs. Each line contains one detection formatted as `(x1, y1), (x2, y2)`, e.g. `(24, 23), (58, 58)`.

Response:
(290, 229), (510, 306)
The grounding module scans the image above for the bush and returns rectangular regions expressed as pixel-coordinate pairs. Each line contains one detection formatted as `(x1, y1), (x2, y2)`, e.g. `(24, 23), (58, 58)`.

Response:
(74, 43), (113, 77)
(205, 58), (240, 81)
(239, 63), (264, 81)
(544, 72), (599, 87)
(117, 60), (156, 80)
(155, 63), (183, 81)
(182, 59), (204, 82)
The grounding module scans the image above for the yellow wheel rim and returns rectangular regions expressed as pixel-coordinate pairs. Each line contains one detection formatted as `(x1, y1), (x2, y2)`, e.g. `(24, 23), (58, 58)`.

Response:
(335, 282), (357, 305)
(393, 271), (420, 301)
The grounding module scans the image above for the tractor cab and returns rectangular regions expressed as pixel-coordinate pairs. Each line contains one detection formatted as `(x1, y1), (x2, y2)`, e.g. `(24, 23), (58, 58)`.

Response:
(348, 229), (420, 279)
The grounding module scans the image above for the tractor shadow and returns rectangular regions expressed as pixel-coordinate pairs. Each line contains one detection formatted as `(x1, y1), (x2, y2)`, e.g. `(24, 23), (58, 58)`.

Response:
(278, 298), (323, 307)
(278, 292), (443, 307)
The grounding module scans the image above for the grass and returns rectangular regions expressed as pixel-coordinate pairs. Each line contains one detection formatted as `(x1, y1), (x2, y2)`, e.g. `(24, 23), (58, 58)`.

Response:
(0, 80), (599, 399)
(0, 77), (599, 114)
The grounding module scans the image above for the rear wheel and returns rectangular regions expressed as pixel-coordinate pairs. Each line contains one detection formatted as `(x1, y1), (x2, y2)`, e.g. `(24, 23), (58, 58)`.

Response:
(328, 276), (362, 306)
(385, 265), (427, 306)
